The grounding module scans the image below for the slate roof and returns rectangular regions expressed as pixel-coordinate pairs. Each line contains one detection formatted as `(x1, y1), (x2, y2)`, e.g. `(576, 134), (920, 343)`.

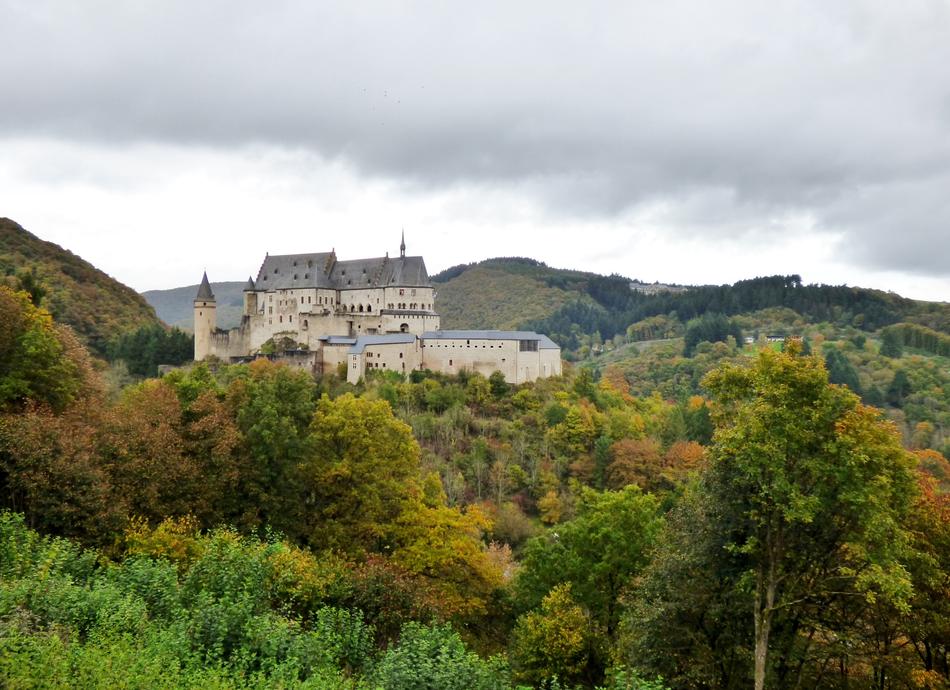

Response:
(243, 276), (255, 291)
(348, 333), (418, 354)
(318, 336), (358, 346)
(196, 272), (215, 300)
(421, 330), (560, 349)
(254, 252), (431, 291)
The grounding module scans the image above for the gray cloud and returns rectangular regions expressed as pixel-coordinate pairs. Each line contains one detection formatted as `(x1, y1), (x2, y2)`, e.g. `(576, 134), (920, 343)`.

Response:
(2, 0), (950, 277)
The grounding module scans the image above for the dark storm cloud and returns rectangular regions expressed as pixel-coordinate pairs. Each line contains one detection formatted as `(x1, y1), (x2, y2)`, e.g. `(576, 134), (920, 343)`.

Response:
(2, 0), (950, 276)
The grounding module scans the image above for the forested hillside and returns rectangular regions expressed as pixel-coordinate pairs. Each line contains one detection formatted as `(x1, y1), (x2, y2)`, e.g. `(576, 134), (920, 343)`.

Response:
(0, 218), (163, 356)
(434, 260), (950, 358)
(2, 282), (949, 689)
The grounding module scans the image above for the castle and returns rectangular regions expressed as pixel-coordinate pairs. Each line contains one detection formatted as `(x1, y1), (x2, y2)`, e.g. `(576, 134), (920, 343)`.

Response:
(194, 235), (562, 384)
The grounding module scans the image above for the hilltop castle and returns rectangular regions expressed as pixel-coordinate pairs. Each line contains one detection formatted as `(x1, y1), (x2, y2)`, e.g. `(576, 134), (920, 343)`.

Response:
(194, 235), (561, 384)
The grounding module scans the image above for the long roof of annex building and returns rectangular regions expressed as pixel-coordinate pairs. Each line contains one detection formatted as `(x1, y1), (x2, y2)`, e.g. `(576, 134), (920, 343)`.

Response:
(254, 251), (431, 291)
(348, 333), (418, 354)
(423, 330), (560, 349)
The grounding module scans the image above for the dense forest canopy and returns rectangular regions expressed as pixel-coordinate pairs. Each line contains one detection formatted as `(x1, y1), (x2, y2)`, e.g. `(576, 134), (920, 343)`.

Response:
(0, 219), (164, 356)
(431, 259), (950, 360)
(2, 281), (950, 689)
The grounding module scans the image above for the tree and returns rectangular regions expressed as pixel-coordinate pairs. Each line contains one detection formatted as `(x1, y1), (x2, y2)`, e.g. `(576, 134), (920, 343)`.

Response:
(823, 346), (862, 395)
(684, 313), (743, 357)
(511, 583), (593, 686)
(880, 327), (904, 358)
(701, 343), (917, 690)
(302, 393), (422, 551)
(0, 287), (93, 412)
(606, 438), (663, 491)
(515, 487), (662, 643)
(887, 368), (912, 408)
(227, 360), (316, 536)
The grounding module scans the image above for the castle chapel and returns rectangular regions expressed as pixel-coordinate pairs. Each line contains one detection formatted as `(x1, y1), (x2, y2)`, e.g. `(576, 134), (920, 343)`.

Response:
(194, 235), (561, 384)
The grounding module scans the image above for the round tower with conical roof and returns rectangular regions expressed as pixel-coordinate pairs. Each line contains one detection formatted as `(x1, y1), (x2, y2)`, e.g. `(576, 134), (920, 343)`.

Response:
(242, 276), (257, 316)
(194, 271), (216, 360)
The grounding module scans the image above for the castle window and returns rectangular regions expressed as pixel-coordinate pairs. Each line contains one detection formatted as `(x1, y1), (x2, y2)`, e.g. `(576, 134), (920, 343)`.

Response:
(366, 305), (372, 312)
(294, 274), (298, 280)
(399, 352), (403, 358)
(289, 315), (293, 323)
(279, 315), (283, 323)
(358, 305), (364, 312)
(305, 273), (309, 279)
(449, 359), (453, 366)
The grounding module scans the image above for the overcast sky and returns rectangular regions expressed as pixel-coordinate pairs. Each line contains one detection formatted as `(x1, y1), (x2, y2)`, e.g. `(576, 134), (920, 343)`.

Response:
(1, 1), (949, 301)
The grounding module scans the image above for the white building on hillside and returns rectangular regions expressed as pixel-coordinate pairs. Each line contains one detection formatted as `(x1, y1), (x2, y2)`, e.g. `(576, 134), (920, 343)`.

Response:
(194, 235), (562, 383)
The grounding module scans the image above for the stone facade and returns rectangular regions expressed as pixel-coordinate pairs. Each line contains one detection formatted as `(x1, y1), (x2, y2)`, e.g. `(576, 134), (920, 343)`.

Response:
(195, 238), (562, 384)
(346, 331), (562, 385)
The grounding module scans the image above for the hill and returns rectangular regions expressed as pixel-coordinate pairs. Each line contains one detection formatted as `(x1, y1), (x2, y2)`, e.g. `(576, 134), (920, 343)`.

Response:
(435, 260), (950, 357)
(142, 281), (246, 332)
(0, 218), (164, 357)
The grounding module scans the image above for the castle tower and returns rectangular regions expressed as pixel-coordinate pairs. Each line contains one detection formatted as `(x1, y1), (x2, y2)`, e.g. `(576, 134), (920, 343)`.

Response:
(242, 276), (257, 316)
(194, 271), (216, 360)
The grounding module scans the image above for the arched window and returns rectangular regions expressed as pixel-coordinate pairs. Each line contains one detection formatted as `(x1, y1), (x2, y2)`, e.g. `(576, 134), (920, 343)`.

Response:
(400, 323), (409, 333)
(366, 305), (372, 312)
(358, 304), (364, 312)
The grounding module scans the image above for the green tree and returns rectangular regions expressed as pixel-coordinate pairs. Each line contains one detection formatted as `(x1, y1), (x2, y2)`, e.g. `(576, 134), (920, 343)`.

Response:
(887, 368), (912, 408)
(880, 327), (904, 358)
(302, 393), (422, 551)
(511, 583), (593, 686)
(515, 486), (662, 639)
(227, 360), (317, 536)
(0, 287), (91, 412)
(823, 346), (862, 395)
(701, 343), (917, 690)
(373, 622), (508, 690)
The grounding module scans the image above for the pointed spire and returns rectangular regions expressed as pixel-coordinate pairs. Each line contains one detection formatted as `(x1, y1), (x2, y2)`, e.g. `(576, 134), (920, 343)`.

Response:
(243, 275), (255, 292)
(196, 271), (215, 300)
(400, 229), (406, 258)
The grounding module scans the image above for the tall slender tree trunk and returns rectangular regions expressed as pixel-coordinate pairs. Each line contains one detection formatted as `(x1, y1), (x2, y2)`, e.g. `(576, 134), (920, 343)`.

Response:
(754, 532), (779, 690)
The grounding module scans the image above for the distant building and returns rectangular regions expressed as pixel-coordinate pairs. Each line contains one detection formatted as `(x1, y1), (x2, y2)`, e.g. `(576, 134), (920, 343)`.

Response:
(629, 280), (689, 295)
(194, 234), (562, 383)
